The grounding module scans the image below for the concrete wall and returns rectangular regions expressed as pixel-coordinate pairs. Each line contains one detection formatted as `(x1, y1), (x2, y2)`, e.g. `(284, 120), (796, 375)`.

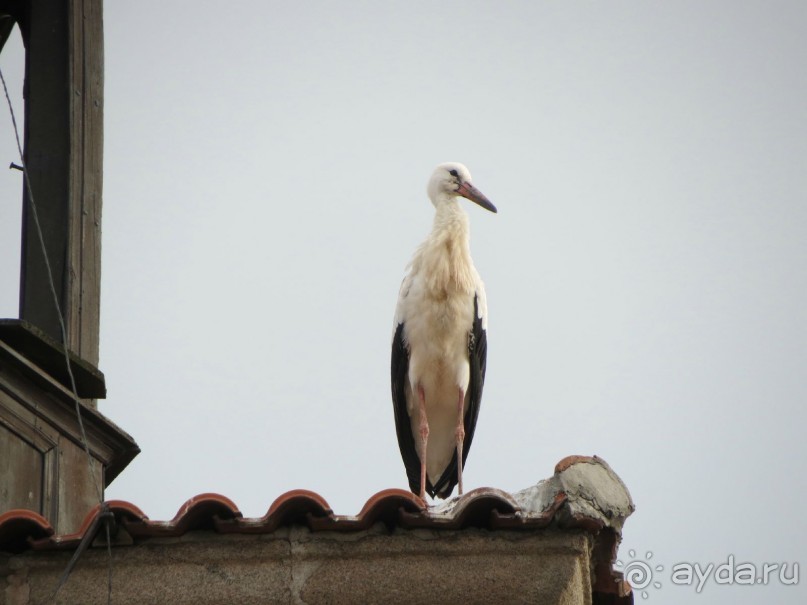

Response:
(2, 525), (595, 605)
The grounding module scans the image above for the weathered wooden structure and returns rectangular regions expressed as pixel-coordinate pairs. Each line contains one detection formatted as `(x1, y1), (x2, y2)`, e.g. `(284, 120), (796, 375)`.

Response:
(0, 0), (138, 534)
(1, 0), (104, 363)
(0, 320), (137, 534)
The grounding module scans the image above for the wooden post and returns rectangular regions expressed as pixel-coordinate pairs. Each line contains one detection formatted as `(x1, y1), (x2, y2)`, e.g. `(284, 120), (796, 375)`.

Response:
(0, 1), (139, 534)
(18, 0), (104, 370)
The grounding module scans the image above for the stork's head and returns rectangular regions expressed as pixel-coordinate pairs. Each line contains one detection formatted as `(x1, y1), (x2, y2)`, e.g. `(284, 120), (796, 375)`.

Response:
(427, 162), (497, 213)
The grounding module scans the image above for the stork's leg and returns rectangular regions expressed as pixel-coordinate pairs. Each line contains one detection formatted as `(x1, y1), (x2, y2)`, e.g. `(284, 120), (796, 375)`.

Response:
(455, 388), (466, 495)
(417, 384), (429, 500)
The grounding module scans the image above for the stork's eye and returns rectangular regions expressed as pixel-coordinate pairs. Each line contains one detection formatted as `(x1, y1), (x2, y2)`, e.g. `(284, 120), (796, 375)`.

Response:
(449, 169), (459, 178)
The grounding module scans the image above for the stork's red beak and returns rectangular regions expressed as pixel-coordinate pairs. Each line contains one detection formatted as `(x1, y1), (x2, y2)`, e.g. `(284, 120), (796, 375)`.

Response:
(457, 181), (497, 213)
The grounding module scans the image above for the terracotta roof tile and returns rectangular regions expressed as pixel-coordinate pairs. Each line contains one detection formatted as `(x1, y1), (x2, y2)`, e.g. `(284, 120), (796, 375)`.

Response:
(0, 488), (610, 554)
(311, 488), (426, 531)
(0, 509), (54, 554)
(555, 453), (597, 473)
(220, 489), (332, 534)
(1, 456), (635, 553)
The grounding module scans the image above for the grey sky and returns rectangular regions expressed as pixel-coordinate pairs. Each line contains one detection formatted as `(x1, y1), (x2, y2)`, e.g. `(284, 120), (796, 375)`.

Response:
(1, 2), (805, 602)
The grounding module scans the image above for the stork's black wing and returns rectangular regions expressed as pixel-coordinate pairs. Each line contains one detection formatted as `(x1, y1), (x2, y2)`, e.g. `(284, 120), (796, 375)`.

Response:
(391, 322), (422, 495)
(431, 293), (488, 499)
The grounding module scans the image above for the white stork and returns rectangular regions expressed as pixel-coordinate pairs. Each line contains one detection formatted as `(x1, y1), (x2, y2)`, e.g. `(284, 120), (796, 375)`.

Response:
(391, 162), (496, 500)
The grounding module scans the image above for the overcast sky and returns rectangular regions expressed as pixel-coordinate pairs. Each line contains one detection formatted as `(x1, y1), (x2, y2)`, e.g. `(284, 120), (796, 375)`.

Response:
(1, 2), (805, 603)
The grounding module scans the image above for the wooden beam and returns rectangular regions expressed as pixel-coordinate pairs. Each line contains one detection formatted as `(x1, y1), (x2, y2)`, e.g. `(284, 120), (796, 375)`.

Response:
(67, 0), (104, 367)
(18, 0), (104, 368)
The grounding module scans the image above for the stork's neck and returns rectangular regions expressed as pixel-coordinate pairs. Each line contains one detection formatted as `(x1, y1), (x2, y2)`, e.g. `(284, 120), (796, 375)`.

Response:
(432, 196), (470, 240)
(412, 196), (477, 293)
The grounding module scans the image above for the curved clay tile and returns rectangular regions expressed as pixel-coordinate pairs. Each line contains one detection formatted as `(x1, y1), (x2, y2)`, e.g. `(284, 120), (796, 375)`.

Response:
(329, 488), (426, 531)
(554, 454), (595, 473)
(266, 489), (332, 520)
(173, 493), (241, 521)
(105, 500), (149, 523)
(408, 487), (520, 530)
(222, 489), (334, 534)
(0, 509), (54, 553)
(123, 493), (242, 538)
(46, 502), (110, 549)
